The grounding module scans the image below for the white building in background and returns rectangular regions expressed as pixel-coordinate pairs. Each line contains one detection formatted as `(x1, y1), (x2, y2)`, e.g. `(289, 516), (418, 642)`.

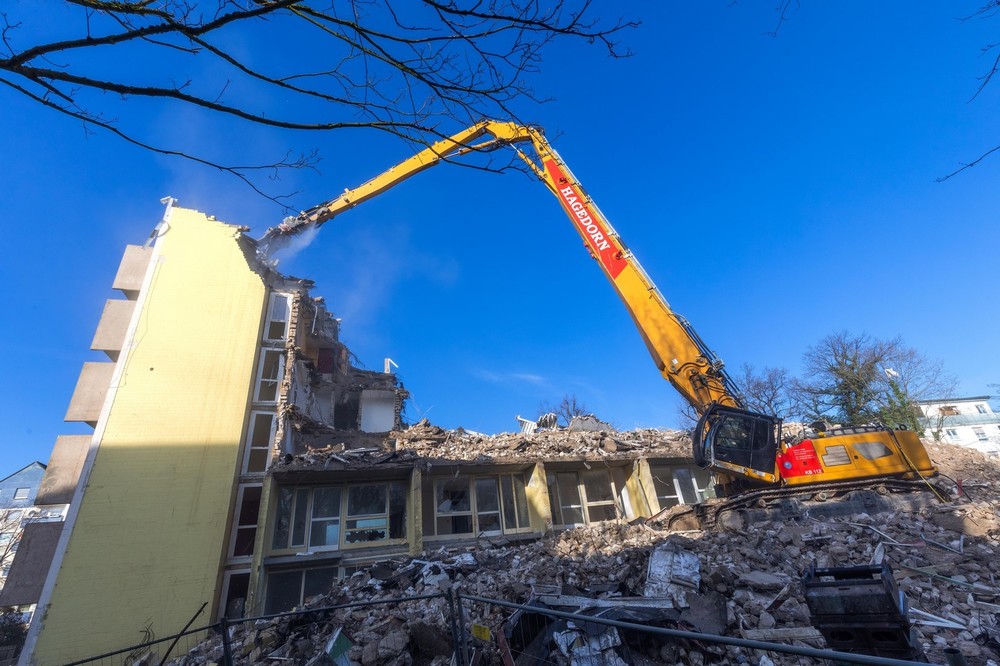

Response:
(916, 396), (1000, 455)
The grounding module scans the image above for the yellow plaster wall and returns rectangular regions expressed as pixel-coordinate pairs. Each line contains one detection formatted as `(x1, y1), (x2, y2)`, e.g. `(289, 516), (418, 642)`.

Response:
(526, 463), (553, 532)
(626, 460), (655, 518)
(33, 208), (266, 664)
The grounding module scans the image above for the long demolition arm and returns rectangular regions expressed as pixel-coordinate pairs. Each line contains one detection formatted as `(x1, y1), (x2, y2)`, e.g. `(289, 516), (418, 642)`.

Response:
(261, 120), (744, 413)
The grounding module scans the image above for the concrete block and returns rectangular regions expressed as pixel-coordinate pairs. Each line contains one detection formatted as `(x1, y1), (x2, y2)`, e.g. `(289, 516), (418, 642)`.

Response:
(112, 244), (152, 299)
(64, 362), (115, 426)
(90, 299), (136, 361)
(36, 435), (90, 506)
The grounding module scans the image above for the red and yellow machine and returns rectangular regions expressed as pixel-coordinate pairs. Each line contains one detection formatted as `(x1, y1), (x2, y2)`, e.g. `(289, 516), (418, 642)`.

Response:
(261, 120), (936, 497)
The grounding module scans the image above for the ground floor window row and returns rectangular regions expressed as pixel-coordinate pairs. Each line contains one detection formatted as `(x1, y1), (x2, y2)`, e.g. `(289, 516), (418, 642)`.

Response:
(226, 463), (719, 616)
(264, 465), (716, 557)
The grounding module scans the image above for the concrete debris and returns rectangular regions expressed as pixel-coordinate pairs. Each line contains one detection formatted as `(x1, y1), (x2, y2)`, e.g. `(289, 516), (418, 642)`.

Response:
(567, 414), (615, 432)
(554, 625), (627, 665)
(276, 419), (690, 472)
(644, 542), (701, 607)
(168, 432), (1000, 666)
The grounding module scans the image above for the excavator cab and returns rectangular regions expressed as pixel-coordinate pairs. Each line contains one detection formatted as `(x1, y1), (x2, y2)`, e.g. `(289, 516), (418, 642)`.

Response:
(693, 404), (782, 491)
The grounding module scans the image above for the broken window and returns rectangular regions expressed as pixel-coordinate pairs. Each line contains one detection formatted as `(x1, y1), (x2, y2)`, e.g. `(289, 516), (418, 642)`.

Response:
(546, 470), (619, 527)
(243, 411), (276, 474)
(264, 566), (338, 615)
(310, 487), (341, 548)
(220, 570), (250, 619)
(272, 488), (308, 549)
(230, 485), (262, 558)
(346, 484), (406, 544)
(316, 347), (336, 374)
(272, 482), (406, 552)
(430, 474), (530, 538)
(939, 405), (960, 416)
(333, 391), (361, 430)
(359, 389), (396, 432)
(650, 466), (715, 509)
(254, 350), (284, 403)
(263, 293), (291, 343)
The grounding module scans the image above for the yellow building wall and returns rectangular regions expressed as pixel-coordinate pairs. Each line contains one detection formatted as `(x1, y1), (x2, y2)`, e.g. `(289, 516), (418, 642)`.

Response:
(32, 208), (266, 664)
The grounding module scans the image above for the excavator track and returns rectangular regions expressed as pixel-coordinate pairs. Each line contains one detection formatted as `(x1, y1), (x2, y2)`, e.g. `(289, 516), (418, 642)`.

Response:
(653, 477), (948, 531)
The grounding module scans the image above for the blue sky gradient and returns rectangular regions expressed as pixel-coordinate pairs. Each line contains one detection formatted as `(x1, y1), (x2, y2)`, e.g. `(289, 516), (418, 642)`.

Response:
(3, 3), (998, 470)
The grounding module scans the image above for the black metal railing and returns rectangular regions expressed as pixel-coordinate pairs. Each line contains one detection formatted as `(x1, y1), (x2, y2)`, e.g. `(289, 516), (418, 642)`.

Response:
(63, 590), (943, 666)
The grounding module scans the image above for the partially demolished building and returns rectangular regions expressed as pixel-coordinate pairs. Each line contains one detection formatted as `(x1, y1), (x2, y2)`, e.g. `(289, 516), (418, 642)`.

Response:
(15, 204), (712, 664)
(16, 204), (405, 662)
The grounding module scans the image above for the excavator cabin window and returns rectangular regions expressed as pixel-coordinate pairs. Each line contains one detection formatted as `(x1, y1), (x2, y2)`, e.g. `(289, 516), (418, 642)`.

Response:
(695, 405), (780, 480)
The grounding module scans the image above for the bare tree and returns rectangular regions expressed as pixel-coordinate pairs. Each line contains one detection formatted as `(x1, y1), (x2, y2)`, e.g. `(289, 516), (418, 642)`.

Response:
(790, 331), (955, 430)
(538, 393), (589, 426)
(737, 363), (793, 418)
(0, 1), (634, 202)
(0, 506), (35, 597)
(762, 2), (1000, 179)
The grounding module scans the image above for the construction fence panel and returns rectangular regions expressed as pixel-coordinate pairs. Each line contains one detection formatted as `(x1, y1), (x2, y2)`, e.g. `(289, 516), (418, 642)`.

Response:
(64, 592), (453, 666)
(64, 590), (937, 666)
(456, 593), (935, 666)
(63, 625), (215, 666)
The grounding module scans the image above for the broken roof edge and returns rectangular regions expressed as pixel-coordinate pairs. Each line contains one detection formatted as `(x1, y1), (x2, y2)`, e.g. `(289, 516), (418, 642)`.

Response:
(274, 419), (695, 473)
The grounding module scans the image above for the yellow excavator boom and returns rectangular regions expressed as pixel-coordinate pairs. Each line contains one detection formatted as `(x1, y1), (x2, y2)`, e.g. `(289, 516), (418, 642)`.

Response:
(262, 120), (743, 414)
(261, 119), (937, 494)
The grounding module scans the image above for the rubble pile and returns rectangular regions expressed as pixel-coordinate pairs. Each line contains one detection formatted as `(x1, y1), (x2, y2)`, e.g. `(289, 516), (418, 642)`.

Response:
(277, 420), (691, 472)
(169, 429), (1000, 666)
(393, 419), (692, 462)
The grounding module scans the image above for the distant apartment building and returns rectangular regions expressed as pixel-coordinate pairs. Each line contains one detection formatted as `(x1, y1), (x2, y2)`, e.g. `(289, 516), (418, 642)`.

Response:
(0, 462), (46, 600)
(917, 396), (1000, 455)
(12, 202), (710, 664)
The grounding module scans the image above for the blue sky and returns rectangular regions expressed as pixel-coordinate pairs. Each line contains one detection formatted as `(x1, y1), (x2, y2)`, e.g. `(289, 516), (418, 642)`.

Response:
(3, 3), (999, 471)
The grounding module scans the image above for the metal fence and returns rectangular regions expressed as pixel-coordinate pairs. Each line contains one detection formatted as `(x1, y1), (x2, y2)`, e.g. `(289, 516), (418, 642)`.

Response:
(62, 590), (940, 666)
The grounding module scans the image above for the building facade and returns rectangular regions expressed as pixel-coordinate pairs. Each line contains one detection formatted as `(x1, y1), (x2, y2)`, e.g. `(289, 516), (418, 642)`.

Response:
(244, 426), (711, 617)
(14, 202), (709, 664)
(0, 462), (46, 602)
(17, 203), (407, 664)
(917, 396), (1000, 455)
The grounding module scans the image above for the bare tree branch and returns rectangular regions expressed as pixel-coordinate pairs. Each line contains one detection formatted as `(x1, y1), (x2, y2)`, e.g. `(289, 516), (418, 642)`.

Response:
(936, 142), (1000, 182)
(0, 1), (636, 203)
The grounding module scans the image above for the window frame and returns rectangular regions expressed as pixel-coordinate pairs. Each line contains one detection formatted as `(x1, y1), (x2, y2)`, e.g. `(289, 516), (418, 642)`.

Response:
(12, 488), (29, 501)
(429, 473), (531, 540)
(253, 349), (285, 403)
(228, 484), (263, 560)
(242, 411), (276, 474)
(271, 481), (407, 554)
(546, 469), (619, 528)
(263, 292), (292, 343)
(649, 465), (716, 511)
(264, 566), (339, 614)
(219, 568), (251, 620)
